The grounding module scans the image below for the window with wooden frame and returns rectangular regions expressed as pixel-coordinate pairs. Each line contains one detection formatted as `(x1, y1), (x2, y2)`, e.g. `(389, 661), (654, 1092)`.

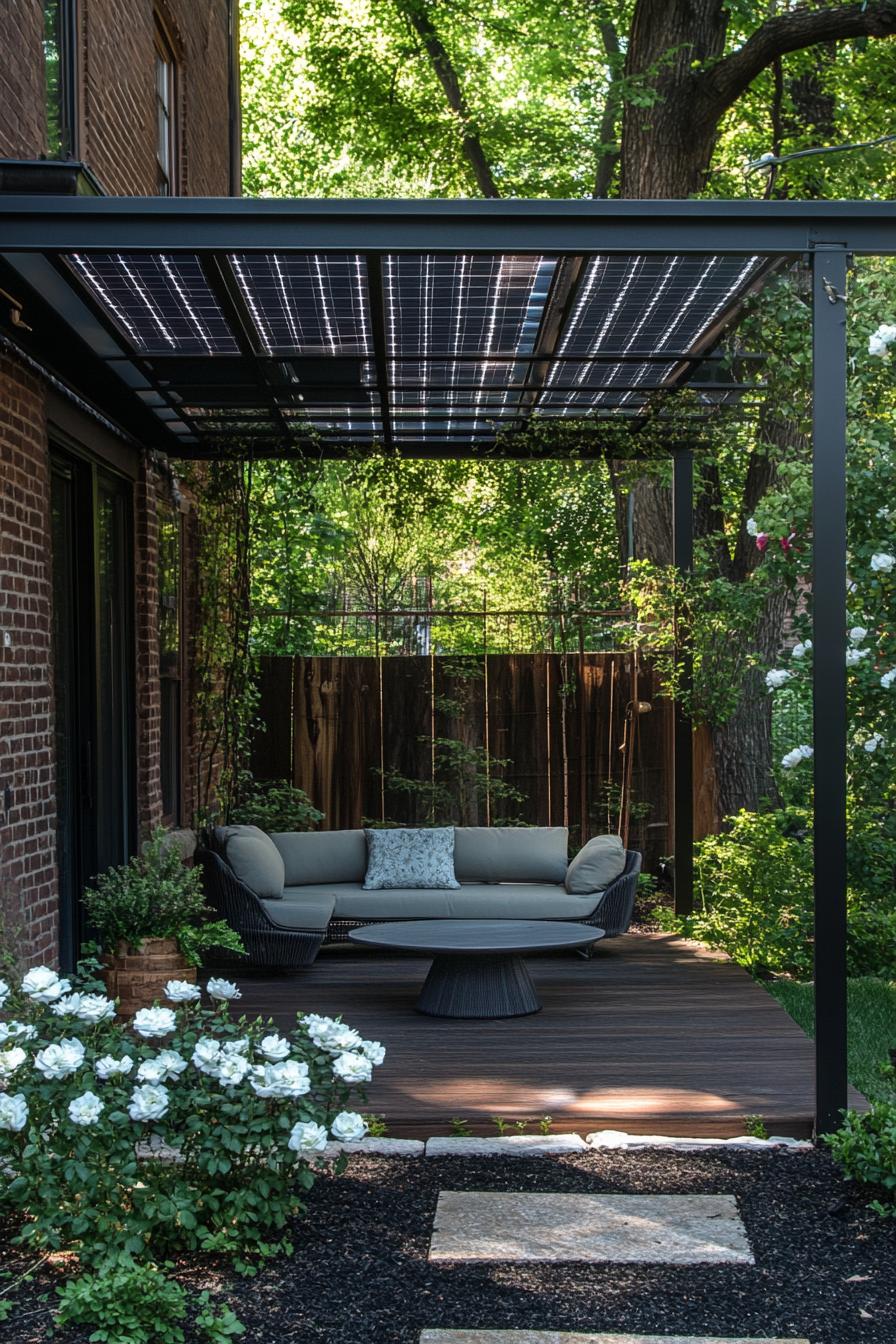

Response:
(154, 16), (179, 195)
(158, 505), (184, 824)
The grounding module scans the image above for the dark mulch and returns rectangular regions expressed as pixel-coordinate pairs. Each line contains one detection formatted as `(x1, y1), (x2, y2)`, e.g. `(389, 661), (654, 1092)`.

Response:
(1, 1148), (894, 1343)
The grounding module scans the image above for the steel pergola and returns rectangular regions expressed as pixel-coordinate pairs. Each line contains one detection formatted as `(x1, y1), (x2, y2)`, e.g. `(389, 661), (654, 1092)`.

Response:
(3, 194), (894, 1134)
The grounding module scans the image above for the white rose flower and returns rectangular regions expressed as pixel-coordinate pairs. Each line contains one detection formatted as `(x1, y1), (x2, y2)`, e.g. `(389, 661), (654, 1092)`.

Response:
(323, 1026), (364, 1054)
(165, 980), (200, 1003)
(330, 1110), (368, 1142)
(791, 642), (810, 659)
(206, 978), (241, 1001)
(332, 1051), (373, 1084)
(0, 979), (8, 1010)
(192, 1038), (223, 1074)
(222, 1038), (250, 1056)
(881, 669), (896, 690)
(257, 1033), (291, 1062)
(21, 966), (71, 1004)
(0, 1093), (28, 1132)
(846, 648), (870, 667)
(155, 1049), (188, 1080)
(765, 669), (791, 691)
(745, 517), (758, 537)
(136, 1057), (168, 1084)
(849, 626), (869, 645)
(781, 745), (814, 770)
(870, 552), (895, 573)
(0, 1047), (27, 1081)
(68, 1090), (104, 1127)
(864, 733), (885, 753)
(868, 322), (896, 357)
(360, 1039), (386, 1066)
(216, 1053), (251, 1087)
(249, 1059), (310, 1099)
(288, 1120), (329, 1153)
(95, 1054), (134, 1081)
(127, 1083), (170, 1122)
(51, 992), (116, 1024)
(0, 1021), (36, 1045)
(35, 1037), (86, 1080)
(131, 1007), (177, 1039)
(877, 506), (891, 521)
(303, 1013), (339, 1040)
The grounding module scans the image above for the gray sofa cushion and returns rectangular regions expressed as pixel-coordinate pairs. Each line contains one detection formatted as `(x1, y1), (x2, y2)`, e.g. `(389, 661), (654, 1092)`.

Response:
(273, 881), (601, 922)
(565, 834), (626, 894)
(261, 889), (336, 931)
(271, 830), (367, 886)
(363, 827), (459, 890)
(454, 826), (569, 884)
(223, 826), (285, 900)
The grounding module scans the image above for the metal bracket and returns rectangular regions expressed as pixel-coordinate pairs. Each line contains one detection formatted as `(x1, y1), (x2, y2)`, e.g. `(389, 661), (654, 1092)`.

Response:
(822, 276), (847, 304)
(0, 285), (31, 331)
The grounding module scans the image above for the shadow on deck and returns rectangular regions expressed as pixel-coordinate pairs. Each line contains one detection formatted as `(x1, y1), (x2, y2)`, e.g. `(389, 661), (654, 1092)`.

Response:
(233, 932), (857, 1139)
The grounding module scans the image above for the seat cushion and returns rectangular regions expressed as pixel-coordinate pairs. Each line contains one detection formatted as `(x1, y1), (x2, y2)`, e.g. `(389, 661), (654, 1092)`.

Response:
(287, 881), (602, 921)
(261, 889), (336, 932)
(223, 825), (285, 900)
(363, 827), (459, 890)
(453, 826), (569, 884)
(565, 834), (626, 894)
(271, 830), (367, 886)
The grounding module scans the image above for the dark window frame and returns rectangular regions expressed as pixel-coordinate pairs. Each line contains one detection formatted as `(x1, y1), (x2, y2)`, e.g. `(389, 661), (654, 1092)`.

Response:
(154, 14), (180, 196)
(43, 0), (79, 159)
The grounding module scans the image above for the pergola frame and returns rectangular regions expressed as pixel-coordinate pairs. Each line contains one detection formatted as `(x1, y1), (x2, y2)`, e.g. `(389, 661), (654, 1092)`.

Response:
(3, 195), (895, 1134)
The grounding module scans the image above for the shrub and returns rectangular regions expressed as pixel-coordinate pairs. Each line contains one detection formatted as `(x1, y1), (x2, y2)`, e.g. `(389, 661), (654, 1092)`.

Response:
(230, 778), (323, 833)
(82, 829), (243, 966)
(826, 1065), (896, 1217)
(56, 1264), (188, 1344)
(0, 961), (384, 1332)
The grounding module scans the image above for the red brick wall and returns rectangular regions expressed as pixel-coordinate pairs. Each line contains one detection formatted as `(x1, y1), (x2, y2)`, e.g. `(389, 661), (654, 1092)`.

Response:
(0, 357), (59, 964)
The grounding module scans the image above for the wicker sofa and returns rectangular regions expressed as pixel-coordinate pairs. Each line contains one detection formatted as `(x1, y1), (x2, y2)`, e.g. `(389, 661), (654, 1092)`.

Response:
(198, 825), (641, 969)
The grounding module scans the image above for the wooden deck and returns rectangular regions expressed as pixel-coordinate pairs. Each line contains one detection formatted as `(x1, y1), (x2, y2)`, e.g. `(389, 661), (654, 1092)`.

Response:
(234, 932), (859, 1139)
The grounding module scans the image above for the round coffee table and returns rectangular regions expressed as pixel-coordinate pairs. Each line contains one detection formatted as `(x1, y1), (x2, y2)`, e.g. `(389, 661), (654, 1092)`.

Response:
(348, 919), (604, 1018)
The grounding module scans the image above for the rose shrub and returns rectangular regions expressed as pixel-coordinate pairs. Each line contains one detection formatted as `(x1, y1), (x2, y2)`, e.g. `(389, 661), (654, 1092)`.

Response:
(0, 961), (384, 1338)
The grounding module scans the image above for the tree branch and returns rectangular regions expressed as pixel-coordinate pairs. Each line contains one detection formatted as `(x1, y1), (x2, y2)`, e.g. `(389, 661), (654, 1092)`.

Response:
(702, 1), (896, 121)
(593, 21), (621, 198)
(395, 0), (500, 197)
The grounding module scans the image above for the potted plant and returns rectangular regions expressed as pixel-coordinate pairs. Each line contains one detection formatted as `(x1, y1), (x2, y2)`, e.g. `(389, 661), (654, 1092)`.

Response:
(83, 829), (244, 1015)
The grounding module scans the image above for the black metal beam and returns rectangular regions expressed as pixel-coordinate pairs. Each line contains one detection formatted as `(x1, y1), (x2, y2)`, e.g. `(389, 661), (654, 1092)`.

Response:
(812, 245), (849, 1137)
(364, 254), (394, 450)
(672, 448), (695, 918)
(0, 196), (894, 255)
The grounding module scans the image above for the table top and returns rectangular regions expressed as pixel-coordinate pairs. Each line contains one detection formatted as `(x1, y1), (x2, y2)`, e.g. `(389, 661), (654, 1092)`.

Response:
(348, 919), (604, 955)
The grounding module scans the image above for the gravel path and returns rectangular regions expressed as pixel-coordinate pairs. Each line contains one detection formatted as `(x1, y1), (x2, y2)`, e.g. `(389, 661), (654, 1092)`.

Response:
(1, 1148), (893, 1343)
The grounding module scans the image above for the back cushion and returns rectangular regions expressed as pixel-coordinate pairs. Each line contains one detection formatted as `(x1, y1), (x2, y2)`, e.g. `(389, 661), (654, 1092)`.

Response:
(453, 826), (569, 884)
(565, 834), (626, 894)
(271, 830), (367, 886)
(224, 826), (285, 900)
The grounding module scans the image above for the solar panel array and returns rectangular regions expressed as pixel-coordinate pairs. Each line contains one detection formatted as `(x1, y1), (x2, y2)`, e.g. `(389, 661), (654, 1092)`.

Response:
(62, 249), (766, 452)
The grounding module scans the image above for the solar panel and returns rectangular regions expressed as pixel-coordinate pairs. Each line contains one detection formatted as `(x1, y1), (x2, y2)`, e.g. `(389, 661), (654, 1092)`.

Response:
(230, 254), (371, 356)
(67, 254), (239, 354)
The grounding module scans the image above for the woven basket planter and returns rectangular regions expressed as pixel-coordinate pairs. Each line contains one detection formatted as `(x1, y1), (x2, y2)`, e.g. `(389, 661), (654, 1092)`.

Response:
(101, 937), (195, 1017)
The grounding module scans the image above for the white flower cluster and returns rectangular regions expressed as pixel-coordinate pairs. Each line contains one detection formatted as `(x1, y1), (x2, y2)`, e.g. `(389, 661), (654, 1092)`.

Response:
(791, 640), (812, 659)
(781, 744), (814, 770)
(21, 967), (71, 1004)
(765, 668), (791, 691)
(302, 1013), (385, 1084)
(871, 552), (895, 573)
(868, 323), (896, 357)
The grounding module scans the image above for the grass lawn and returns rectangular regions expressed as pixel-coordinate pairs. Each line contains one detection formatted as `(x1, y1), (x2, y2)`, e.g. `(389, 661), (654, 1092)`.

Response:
(766, 975), (896, 1101)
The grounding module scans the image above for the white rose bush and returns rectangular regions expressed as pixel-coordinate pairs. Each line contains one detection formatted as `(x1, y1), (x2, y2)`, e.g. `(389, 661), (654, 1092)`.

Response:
(0, 961), (383, 1295)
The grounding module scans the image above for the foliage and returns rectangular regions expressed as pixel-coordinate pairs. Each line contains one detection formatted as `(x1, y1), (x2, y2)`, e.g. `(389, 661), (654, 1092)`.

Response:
(56, 1264), (189, 1344)
(0, 962), (382, 1331)
(742, 1115), (768, 1141)
(767, 976), (896, 1104)
(81, 830), (243, 967)
(826, 1065), (896, 1218)
(230, 777), (324, 833)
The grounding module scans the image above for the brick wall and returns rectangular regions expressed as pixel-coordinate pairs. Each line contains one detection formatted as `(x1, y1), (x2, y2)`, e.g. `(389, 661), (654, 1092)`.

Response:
(0, 1), (45, 157)
(0, 356), (59, 964)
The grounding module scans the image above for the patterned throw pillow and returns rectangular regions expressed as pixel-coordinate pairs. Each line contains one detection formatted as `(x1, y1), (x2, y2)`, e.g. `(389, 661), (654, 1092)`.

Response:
(362, 827), (460, 890)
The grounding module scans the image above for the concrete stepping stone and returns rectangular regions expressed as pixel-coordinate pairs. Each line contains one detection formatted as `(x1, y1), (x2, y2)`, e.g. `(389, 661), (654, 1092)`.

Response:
(420, 1334), (809, 1343)
(426, 1135), (588, 1157)
(428, 1192), (753, 1265)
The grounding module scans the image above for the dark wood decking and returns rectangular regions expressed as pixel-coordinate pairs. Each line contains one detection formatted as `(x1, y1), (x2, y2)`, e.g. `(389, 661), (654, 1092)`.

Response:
(234, 932), (859, 1139)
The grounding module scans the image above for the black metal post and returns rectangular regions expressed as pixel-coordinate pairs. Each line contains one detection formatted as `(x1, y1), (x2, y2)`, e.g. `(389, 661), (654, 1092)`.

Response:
(673, 449), (694, 916)
(812, 245), (849, 1135)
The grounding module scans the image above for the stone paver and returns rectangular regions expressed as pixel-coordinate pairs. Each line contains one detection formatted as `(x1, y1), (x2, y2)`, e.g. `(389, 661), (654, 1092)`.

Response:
(585, 1130), (811, 1152)
(428, 1192), (753, 1265)
(324, 1138), (425, 1157)
(420, 1334), (809, 1343)
(426, 1135), (588, 1157)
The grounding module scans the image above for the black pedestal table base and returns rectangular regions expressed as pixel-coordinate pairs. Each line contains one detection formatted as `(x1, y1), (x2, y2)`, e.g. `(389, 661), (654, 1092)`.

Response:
(417, 951), (540, 1018)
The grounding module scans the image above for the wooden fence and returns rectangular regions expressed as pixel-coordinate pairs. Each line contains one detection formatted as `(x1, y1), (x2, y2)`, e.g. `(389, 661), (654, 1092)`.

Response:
(250, 652), (722, 873)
